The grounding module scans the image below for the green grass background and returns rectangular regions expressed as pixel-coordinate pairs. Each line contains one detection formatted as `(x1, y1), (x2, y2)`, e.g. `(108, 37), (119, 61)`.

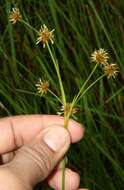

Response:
(0, 0), (124, 189)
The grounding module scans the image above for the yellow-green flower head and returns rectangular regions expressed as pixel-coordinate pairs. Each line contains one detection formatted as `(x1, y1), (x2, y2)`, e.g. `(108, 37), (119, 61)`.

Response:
(36, 25), (55, 48)
(91, 48), (109, 65)
(36, 78), (49, 95)
(9, 8), (22, 25)
(103, 63), (119, 79)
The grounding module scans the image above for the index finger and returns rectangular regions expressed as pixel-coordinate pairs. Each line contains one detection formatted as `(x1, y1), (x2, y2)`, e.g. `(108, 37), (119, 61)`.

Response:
(0, 115), (84, 154)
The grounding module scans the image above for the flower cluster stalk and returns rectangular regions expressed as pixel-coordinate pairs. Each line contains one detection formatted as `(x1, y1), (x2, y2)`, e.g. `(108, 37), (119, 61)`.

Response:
(21, 20), (38, 33)
(46, 43), (66, 106)
(72, 63), (98, 106)
(46, 43), (69, 190)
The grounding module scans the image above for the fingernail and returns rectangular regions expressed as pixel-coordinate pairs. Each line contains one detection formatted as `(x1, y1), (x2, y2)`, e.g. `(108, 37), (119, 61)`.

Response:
(43, 127), (69, 151)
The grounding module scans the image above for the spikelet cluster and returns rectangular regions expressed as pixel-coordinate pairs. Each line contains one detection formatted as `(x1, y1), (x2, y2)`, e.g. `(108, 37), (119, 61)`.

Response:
(9, 8), (22, 25)
(91, 48), (109, 66)
(36, 25), (54, 48)
(91, 48), (119, 79)
(57, 103), (79, 116)
(103, 63), (119, 79)
(36, 78), (49, 95)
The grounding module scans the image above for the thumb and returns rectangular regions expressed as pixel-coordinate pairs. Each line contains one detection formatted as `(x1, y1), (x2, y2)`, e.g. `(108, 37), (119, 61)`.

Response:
(7, 126), (70, 187)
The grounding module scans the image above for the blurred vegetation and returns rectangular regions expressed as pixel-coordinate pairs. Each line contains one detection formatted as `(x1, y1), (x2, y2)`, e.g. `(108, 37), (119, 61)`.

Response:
(0, 0), (124, 189)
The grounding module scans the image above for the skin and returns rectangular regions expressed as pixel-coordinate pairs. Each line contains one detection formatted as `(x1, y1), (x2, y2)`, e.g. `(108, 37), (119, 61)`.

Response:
(0, 115), (88, 190)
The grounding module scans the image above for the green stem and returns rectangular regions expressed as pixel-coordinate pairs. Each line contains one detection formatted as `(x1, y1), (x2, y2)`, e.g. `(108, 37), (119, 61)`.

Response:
(21, 20), (38, 33)
(48, 89), (63, 104)
(73, 63), (98, 106)
(46, 43), (66, 105)
(16, 88), (62, 104)
(46, 42), (68, 190)
(77, 74), (105, 103)
(61, 158), (66, 190)
(61, 116), (70, 190)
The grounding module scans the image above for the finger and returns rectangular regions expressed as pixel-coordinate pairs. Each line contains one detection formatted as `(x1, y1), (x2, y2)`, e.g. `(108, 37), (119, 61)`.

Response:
(4, 126), (71, 186)
(48, 168), (80, 190)
(0, 115), (84, 154)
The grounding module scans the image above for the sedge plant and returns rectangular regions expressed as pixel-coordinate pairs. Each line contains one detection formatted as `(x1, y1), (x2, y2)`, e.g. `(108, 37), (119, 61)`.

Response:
(9, 7), (119, 190)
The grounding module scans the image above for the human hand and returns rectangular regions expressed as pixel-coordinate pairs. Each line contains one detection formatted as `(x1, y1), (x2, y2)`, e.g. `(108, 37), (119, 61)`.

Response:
(0, 115), (88, 190)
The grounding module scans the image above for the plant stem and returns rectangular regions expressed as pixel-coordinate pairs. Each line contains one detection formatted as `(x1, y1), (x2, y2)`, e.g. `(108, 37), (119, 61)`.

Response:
(77, 74), (105, 103)
(61, 158), (66, 190)
(48, 89), (63, 103)
(21, 20), (38, 33)
(46, 43), (66, 105)
(61, 116), (69, 190)
(73, 63), (98, 106)
(46, 43), (67, 190)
